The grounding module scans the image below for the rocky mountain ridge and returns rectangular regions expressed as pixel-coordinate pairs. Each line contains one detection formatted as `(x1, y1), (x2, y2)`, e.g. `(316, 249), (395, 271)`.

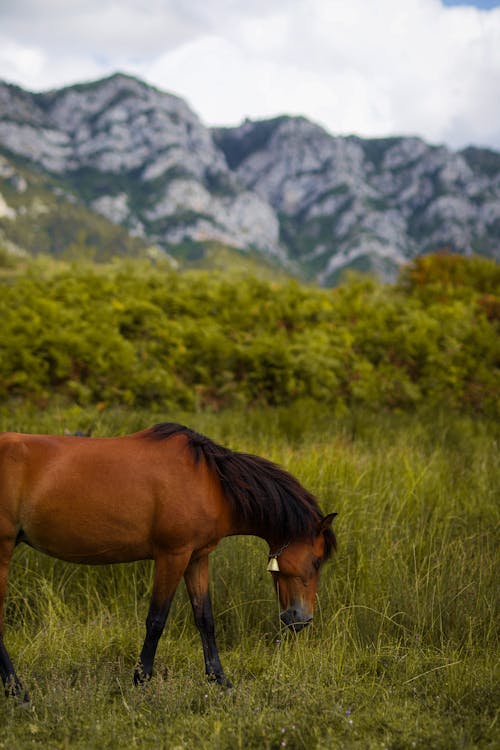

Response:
(1, 73), (499, 282)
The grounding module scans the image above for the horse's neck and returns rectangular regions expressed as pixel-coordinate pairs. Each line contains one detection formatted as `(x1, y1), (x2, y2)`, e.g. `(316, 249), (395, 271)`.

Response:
(226, 518), (283, 551)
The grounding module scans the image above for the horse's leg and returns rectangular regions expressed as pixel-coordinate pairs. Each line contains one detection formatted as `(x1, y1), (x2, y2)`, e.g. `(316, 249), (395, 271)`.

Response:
(184, 555), (231, 687)
(0, 537), (27, 702)
(134, 550), (190, 685)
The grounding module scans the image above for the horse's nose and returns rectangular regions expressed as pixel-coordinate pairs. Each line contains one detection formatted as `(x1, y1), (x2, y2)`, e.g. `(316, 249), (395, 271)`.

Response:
(280, 608), (313, 631)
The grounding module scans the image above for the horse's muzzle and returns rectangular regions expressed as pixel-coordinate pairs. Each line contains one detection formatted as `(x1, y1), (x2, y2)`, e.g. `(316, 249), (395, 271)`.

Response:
(280, 608), (313, 632)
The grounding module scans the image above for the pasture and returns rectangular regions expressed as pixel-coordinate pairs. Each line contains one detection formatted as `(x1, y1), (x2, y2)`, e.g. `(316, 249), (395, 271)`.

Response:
(0, 405), (498, 749)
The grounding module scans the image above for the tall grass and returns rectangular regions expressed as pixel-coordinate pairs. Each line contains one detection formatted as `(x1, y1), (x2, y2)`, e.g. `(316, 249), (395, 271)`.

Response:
(0, 405), (498, 749)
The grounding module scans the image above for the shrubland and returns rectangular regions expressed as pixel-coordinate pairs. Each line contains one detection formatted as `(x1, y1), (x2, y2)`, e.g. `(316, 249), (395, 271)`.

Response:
(0, 253), (498, 416)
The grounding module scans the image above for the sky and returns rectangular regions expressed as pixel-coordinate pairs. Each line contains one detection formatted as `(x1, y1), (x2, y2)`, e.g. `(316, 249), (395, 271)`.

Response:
(1, 0), (499, 151)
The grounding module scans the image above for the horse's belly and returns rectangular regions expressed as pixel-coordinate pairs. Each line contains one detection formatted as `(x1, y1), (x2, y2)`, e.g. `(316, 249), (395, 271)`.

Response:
(21, 526), (154, 564)
(21, 528), (154, 564)
(20, 492), (155, 564)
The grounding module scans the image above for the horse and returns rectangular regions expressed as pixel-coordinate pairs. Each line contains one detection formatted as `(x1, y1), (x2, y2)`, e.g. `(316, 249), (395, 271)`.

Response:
(0, 422), (337, 701)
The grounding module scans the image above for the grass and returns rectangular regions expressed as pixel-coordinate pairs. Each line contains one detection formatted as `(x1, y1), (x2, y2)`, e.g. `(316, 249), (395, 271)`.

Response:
(0, 404), (498, 749)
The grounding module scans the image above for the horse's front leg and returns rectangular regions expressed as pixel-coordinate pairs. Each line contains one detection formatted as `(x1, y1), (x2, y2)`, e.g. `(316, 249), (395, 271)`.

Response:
(184, 554), (232, 688)
(134, 549), (190, 685)
(0, 537), (28, 702)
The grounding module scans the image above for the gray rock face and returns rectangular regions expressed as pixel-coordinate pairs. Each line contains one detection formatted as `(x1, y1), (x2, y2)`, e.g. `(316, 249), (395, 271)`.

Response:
(1, 74), (499, 282)
(213, 119), (500, 281)
(0, 74), (282, 257)
(0, 75), (225, 177)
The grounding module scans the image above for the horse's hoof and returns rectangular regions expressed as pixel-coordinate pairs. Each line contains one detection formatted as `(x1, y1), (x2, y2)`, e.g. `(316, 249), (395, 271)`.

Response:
(133, 670), (151, 687)
(4, 684), (29, 705)
(208, 673), (233, 689)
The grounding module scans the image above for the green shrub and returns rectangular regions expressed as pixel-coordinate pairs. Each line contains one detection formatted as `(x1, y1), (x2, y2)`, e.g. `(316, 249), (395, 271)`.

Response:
(0, 254), (498, 415)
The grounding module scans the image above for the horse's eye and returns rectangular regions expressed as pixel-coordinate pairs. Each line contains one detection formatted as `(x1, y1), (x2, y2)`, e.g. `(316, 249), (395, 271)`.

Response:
(313, 557), (321, 571)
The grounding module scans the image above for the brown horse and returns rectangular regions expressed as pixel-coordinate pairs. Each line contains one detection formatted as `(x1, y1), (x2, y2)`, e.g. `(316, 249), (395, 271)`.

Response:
(0, 422), (336, 701)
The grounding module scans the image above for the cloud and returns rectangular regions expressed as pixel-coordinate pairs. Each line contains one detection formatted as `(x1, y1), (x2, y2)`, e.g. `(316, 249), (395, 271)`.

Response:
(1, 0), (499, 150)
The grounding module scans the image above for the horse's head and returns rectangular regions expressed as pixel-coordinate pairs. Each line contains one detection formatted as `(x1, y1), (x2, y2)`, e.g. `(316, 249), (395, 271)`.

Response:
(268, 513), (337, 631)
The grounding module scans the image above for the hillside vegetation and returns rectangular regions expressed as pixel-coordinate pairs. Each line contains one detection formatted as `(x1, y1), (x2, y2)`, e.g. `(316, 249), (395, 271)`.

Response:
(0, 253), (498, 417)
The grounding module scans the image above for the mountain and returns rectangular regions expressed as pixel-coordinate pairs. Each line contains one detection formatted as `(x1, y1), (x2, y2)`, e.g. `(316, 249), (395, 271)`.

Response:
(0, 74), (282, 267)
(1, 73), (499, 282)
(213, 118), (500, 282)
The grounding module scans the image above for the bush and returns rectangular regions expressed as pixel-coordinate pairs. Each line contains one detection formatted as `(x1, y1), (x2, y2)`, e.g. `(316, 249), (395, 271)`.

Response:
(0, 254), (498, 415)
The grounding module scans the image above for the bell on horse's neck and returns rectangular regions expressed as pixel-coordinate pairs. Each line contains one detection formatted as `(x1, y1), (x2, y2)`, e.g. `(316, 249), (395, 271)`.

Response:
(267, 556), (280, 572)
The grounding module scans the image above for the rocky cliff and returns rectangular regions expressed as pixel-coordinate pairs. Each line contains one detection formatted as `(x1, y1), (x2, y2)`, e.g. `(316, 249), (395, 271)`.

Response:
(213, 118), (500, 282)
(1, 73), (498, 282)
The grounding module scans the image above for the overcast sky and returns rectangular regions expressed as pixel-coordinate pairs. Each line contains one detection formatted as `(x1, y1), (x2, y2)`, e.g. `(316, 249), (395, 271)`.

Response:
(1, 0), (499, 151)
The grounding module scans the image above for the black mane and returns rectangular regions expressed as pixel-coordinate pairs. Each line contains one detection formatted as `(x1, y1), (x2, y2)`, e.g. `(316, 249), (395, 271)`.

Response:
(146, 422), (336, 557)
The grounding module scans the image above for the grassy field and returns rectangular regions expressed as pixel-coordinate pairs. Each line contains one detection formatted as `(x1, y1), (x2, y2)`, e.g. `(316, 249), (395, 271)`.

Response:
(0, 405), (498, 749)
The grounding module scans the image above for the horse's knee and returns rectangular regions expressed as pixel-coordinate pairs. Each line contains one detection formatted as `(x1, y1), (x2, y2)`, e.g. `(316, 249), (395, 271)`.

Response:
(146, 613), (166, 638)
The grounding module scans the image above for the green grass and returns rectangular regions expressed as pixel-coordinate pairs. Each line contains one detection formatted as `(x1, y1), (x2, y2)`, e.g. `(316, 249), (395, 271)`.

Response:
(0, 406), (498, 749)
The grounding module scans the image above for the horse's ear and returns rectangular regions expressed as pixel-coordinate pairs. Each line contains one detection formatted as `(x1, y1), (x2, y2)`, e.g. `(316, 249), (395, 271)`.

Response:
(319, 512), (337, 532)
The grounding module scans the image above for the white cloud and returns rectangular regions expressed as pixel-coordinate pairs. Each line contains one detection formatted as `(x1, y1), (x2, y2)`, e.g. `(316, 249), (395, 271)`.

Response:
(0, 40), (46, 84)
(1, 0), (499, 150)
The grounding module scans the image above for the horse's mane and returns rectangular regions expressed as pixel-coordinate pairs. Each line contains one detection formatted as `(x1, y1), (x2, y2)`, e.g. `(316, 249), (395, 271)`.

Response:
(146, 422), (336, 557)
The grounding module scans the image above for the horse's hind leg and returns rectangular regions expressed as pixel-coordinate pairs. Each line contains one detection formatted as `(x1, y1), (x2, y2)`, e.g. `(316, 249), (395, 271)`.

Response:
(0, 536), (27, 702)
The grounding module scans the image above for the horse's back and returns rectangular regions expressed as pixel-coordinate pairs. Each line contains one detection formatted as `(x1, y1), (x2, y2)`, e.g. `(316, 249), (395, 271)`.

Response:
(0, 431), (228, 564)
